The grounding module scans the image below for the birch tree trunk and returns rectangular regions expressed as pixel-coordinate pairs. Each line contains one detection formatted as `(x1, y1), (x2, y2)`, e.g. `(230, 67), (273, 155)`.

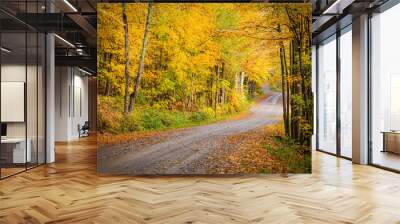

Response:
(240, 72), (245, 95)
(234, 72), (239, 93)
(128, 2), (153, 113)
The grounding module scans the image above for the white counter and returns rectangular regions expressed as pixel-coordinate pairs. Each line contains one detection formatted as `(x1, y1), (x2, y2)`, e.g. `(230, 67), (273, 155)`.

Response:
(1, 138), (31, 163)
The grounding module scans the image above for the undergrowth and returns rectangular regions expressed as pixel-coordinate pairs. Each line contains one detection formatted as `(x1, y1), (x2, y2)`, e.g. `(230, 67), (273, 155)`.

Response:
(265, 135), (311, 173)
(98, 96), (252, 134)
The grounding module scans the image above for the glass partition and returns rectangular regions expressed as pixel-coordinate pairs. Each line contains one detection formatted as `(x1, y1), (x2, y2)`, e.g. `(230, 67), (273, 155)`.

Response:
(317, 35), (337, 154)
(339, 26), (352, 158)
(1, 31), (28, 177)
(0, 1), (46, 179)
(370, 3), (400, 171)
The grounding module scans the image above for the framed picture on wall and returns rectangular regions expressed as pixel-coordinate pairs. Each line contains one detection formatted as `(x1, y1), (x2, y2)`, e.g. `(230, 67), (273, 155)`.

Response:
(96, 2), (312, 175)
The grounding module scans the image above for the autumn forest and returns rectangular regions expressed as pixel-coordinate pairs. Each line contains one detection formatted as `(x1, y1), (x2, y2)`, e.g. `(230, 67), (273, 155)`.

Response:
(97, 3), (312, 174)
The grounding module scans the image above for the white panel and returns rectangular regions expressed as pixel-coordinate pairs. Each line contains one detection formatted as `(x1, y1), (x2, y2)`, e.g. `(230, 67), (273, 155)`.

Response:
(1, 82), (25, 122)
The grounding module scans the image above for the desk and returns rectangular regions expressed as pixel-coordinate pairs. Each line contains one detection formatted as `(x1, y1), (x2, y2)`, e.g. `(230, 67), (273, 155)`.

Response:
(1, 138), (31, 164)
(382, 131), (400, 154)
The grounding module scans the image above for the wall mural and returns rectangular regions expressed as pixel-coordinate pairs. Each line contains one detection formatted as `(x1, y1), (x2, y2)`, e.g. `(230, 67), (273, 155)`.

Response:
(97, 3), (312, 175)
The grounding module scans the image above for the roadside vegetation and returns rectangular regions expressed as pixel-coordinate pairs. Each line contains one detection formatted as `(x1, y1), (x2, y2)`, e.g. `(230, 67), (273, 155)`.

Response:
(265, 135), (312, 173)
(98, 94), (257, 134)
(205, 123), (311, 174)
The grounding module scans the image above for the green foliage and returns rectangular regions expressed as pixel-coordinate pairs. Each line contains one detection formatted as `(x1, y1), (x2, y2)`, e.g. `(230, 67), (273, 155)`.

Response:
(189, 111), (210, 122)
(298, 119), (313, 141)
(141, 109), (176, 130)
(120, 114), (142, 133)
(265, 136), (311, 173)
(98, 96), (249, 134)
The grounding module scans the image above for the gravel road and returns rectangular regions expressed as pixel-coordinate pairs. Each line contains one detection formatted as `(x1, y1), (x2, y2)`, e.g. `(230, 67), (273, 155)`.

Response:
(98, 88), (282, 175)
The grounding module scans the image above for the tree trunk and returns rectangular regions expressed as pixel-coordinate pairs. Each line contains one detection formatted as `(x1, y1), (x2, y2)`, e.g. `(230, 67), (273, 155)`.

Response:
(298, 18), (306, 113)
(159, 48), (163, 70)
(128, 2), (153, 113)
(235, 72), (239, 93)
(220, 62), (225, 104)
(290, 40), (295, 139)
(240, 72), (245, 95)
(122, 3), (131, 114)
(208, 75), (213, 107)
(282, 41), (291, 137)
(280, 47), (288, 135)
(290, 40), (298, 140)
(214, 65), (219, 116)
(105, 78), (111, 96)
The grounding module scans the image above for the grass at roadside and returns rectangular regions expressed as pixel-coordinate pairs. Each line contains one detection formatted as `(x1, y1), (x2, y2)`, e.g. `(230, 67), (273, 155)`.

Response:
(98, 95), (255, 134)
(97, 95), (257, 146)
(264, 130), (311, 173)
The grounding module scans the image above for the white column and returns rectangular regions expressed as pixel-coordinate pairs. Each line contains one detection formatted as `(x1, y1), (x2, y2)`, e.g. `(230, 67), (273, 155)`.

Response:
(45, 0), (56, 163)
(46, 33), (55, 163)
(352, 14), (369, 164)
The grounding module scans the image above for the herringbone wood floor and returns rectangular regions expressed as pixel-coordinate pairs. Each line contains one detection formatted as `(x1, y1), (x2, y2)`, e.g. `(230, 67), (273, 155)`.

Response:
(0, 137), (400, 224)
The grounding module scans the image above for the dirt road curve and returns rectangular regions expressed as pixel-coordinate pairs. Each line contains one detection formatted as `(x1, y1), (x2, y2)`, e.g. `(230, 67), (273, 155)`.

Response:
(98, 88), (282, 175)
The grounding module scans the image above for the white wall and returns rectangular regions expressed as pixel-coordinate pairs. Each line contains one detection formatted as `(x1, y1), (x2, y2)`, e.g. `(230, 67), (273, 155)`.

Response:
(55, 67), (89, 141)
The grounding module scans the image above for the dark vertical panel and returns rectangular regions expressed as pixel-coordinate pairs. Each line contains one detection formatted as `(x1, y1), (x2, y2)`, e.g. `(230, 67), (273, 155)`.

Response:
(44, 0), (47, 163)
(336, 29), (341, 157)
(315, 45), (319, 150)
(25, 0), (28, 171)
(36, 0), (39, 167)
(44, 31), (47, 164)
(367, 11), (373, 165)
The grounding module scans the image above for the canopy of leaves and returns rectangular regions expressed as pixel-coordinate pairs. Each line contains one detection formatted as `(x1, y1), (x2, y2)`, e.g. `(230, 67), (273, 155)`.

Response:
(97, 3), (311, 139)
